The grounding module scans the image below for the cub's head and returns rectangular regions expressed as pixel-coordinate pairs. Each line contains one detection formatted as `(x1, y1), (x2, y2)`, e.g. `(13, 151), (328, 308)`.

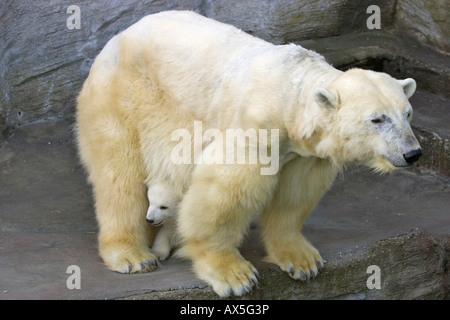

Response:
(314, 68), (421, 173)
(146, 183), (179, 226)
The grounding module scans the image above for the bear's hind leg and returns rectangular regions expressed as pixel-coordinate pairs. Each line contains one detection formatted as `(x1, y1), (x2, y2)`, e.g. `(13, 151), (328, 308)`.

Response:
(261, 157), (338, 280)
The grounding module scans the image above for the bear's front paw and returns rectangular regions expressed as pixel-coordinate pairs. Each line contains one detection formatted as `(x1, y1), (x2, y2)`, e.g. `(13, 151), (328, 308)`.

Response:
(100, 242), (159, 273)
(193, 250), (259, 298)
(265, 234), (324, 281)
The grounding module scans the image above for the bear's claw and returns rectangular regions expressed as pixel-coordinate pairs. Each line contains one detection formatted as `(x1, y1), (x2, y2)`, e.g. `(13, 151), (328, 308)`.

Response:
(300, 270), (308, 281)
(266, 234), (324, 282)
(194, 251), (259, 298)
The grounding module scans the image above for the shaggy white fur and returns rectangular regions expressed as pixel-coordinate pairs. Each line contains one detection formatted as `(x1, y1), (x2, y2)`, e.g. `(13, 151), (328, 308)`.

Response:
(76, 11), (420, 297)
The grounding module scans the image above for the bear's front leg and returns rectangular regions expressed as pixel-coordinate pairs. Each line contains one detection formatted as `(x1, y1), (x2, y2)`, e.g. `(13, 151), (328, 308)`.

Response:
(151, 224), (173, 261)
(178, 163), (278, 297)
(261, 157), (338, 280)
(263, 230), (324, 280)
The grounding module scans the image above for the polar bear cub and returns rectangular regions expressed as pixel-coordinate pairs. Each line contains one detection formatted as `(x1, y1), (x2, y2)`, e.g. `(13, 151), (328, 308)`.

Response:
(146, 182), (181, 261)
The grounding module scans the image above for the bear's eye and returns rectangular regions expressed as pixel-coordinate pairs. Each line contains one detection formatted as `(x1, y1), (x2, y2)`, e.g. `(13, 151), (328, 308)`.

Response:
(371, 117), (384, 124)
(159, 206), (168, 210)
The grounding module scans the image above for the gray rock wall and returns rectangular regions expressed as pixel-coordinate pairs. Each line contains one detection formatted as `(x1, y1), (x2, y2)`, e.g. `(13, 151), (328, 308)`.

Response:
(0, 0), (447, 147)
(0, 0), (202, 146)
(204, 0), (397, 44)
(396, 0), (450, 53)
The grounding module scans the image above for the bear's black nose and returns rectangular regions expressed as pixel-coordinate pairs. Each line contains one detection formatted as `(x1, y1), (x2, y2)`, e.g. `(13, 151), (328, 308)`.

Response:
(403, 149), (422, 165)
(146, 218), (154, 224)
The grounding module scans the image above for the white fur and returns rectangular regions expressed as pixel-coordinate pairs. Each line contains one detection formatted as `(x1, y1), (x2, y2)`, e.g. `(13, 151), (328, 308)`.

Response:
(76, 11), (420, 296)
(146, 182), (181, 261)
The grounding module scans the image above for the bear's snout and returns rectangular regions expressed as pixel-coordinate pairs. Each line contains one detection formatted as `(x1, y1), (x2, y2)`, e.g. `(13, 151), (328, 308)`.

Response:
(403, 149), (422, 165)
(146, 217), (164, 226)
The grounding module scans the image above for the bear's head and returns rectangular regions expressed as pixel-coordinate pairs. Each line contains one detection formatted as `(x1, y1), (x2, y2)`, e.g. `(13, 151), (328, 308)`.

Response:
(314, 68), (421, 173)
(146, 183), (179, 226)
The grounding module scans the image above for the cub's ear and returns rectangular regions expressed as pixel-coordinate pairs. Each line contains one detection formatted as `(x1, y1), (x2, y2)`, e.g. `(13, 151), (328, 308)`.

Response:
(313, 87), (339, 110)
(397, 78), (416, 99)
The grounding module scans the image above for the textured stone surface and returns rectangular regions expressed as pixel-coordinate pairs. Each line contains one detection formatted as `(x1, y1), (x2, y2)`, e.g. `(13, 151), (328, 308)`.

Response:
(203, 0), (397, 44)
(123, 231), (449, 300)
(410, 92), (450, 176)
(0, 0), (202, 145)
(396, 0), (450, 52)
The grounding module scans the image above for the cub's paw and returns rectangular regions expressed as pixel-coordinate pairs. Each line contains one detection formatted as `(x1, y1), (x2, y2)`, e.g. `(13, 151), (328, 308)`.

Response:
(266, 234), (324, 281)
(151, 249), (170, 261)
(100, 242), (159, 273)
(194, 250), (259, 298)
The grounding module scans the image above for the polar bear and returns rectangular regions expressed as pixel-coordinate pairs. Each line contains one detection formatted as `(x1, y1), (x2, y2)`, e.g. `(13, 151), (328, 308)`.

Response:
(76, 11), (421, 297)
(146, 182), (181, 261)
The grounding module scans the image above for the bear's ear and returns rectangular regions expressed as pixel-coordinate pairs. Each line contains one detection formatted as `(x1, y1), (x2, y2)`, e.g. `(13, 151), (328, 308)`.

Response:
(397, 78), (416, 99)
(313, 87), (338, 110)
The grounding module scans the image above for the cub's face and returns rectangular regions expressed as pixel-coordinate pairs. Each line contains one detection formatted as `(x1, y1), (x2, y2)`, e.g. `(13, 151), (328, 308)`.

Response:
(146, 202), (177, 226)
(146, 184), (178, 226)
(314, 69), (421, 173)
